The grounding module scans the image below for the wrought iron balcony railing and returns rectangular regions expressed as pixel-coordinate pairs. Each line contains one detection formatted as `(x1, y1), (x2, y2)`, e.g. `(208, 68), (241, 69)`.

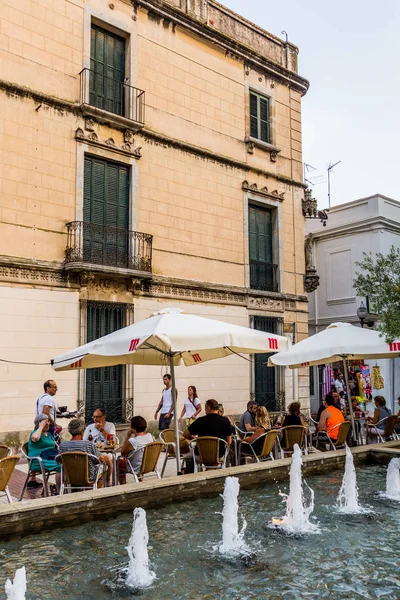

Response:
(250, 261), (279, 292)
(65, 221), (152, 273)
(79, 68), (145, 125)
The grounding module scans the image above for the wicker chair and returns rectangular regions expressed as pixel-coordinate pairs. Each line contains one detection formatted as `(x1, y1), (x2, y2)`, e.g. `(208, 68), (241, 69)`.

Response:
(315, 420), (351, 451)
(57, 451), (103, 494)
(366, 415), (399, 444)
(0, 455), (19, 503)
(238, 430), (279, 464)
(126, 441), (164, 483)
(191, 436), (229, 472)
(0, 444), (12, 460)
(19, 442), (59, 500)
(159, 429), (187, 477)
(280, 426), (308, 458)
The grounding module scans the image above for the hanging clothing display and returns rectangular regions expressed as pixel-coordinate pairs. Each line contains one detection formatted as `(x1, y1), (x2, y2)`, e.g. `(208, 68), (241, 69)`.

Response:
(371, 366), (385, 390)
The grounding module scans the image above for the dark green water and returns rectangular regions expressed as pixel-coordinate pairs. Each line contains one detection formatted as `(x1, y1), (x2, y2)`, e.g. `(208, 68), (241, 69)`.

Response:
(1, 464), (399, 600)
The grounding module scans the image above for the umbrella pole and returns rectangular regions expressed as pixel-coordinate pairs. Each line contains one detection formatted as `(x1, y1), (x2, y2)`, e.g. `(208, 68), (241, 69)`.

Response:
(169, 355), (181, 475)
(342, 358), (356, 444)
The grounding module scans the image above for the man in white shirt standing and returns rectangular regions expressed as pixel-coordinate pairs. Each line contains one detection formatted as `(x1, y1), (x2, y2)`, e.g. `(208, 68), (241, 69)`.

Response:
(154, 374), (174, 430)
(35, 380), (59, 437)
(83, 407), (116, 443)
(334, 373), (346, 394)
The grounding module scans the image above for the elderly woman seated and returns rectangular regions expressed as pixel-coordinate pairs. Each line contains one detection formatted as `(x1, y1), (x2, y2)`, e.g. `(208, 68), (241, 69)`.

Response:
(28, 413), (61, 494)
(59, 419), (112, 487)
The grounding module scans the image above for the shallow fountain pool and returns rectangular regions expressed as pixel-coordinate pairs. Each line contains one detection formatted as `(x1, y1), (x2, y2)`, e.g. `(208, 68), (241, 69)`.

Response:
(1, 463), (400, 600)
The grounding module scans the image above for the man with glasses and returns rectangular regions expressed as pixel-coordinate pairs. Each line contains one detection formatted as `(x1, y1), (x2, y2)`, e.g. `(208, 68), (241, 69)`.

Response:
(239, 401), (258, 434)
(83, 407), (116, 444)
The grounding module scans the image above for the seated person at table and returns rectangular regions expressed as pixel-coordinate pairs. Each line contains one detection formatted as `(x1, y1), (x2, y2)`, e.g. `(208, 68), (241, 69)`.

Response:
(367, 395), (392, 436)
(239, 406), (271, 456)
(118, 416), (154, 484)
(218, 404), (235, 430)
(281, 402), (307, 428)
(59, 419), (112, 486)
(351, 397), (363, 417)
(28, 413), (61, 493)
(239, 401), (258, 434)
(317, 394), (345, 440)
(338, 391), (347, 412)
(83, 407), (116, 444)
(183, 399), (232, 470)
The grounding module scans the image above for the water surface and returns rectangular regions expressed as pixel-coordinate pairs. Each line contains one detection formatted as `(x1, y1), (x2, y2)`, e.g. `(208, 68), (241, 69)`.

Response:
(1, 464), (399, 600)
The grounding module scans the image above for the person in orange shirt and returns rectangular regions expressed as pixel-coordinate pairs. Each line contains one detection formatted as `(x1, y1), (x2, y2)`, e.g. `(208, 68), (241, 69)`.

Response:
(317, 394), (345, 440)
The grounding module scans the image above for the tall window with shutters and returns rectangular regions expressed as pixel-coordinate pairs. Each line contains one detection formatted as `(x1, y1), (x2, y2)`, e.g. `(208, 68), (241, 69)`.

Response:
(85, 301), (126, 424)
(83, 155), (130, 268)
(250, 91), (271, 144)
(249, 204), (278, 292)
(90, 24), (126, 116)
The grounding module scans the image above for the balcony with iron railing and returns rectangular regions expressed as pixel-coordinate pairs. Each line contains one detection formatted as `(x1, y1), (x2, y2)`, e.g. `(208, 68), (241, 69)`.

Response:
(65, 221), (152, 276)
(79, 68), (145, 131)
(250, 261), (279, 292)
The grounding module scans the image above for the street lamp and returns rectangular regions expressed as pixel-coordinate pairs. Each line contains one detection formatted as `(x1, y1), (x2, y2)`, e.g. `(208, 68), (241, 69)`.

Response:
(357, 301), (368, 328)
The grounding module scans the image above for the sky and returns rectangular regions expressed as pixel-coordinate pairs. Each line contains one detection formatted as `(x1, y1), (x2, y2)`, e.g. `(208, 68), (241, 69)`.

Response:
(220, 0), (400, 209)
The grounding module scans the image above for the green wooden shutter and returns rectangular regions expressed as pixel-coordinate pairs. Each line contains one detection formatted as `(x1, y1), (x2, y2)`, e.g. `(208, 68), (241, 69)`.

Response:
(90, 25), (125, 115)
(85, 302), (125, 423)
(249, 205), (274, 291)
(83, 156), (130, 267)
(249, 92), (270, 143)
(250, 92), (258, 139)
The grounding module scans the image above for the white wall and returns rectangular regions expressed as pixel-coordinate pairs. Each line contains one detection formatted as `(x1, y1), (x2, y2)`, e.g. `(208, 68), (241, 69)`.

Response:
(0, 286), (79, 433)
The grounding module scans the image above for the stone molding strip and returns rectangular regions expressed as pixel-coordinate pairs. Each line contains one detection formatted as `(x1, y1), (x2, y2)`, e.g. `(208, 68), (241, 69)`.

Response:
(75, 128), (142, 159)
(0, 81), (306, 189)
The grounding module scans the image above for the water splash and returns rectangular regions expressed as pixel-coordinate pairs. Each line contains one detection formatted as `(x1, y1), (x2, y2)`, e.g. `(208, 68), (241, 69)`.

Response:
(379, 458), (400, 501)
(272, 444), (319, 534)
(5, 567), (26, 600)
(125, 508), (155, 589)
(337, 445), (367, 513)
(219, 477), (249, 556)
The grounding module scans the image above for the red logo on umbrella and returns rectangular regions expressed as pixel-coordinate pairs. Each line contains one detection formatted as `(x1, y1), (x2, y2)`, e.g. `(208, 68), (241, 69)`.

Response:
(389, 342), (400, 352)
(192, 353), (202, 363)
(268, 338), (278, 350)
(129, 338), (140, 352)
(70, 359), (82, 368)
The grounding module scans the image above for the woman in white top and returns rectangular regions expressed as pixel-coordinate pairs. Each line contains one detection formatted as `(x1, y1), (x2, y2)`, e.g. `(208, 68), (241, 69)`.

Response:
(179, 385), (202, 426)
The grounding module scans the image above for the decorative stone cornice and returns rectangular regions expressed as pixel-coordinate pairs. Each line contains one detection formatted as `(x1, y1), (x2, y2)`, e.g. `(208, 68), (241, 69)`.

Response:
(242, 181), (285, 201)
(132, 0), (309, 96)
(75, 128), (142, 159)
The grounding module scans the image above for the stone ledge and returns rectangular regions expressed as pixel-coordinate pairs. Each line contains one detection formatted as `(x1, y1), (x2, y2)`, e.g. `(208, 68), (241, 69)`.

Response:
(0, 442), (397, 540)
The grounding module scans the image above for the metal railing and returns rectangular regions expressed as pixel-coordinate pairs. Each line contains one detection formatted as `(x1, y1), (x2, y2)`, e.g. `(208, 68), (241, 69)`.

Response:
(79, 68), (145, 124)
(65, 221), (152, 272)
(83, 397), (134, 425)
(250, 261), (278, 292)
(250, 391), (285, 413)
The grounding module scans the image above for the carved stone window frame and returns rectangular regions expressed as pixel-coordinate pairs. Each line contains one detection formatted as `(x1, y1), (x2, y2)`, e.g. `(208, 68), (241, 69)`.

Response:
(75, 143), (140, 233)
(77, 300), (135, 422)
(243, 191), (283, 292)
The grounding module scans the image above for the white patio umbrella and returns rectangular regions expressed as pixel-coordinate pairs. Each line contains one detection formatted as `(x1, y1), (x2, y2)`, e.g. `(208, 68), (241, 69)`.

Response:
(52, 308), (289, 473)
(269, 322), (400, 440)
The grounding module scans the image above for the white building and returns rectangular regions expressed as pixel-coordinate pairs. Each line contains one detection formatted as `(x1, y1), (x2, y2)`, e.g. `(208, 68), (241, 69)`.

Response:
(305, 194), (400, 413)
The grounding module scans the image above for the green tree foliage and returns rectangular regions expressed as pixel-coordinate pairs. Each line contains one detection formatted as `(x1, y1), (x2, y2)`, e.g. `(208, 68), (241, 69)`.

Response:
(354, 246), (400, 342)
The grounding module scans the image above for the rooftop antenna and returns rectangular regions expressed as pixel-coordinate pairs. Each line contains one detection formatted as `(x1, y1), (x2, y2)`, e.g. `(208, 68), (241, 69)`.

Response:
(327, 160), (341, 208)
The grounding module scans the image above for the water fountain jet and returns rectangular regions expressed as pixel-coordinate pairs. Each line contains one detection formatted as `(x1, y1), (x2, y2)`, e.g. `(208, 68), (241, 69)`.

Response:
(380, 457), (400, 500)
(337, 445), (367, 513)
(5, 567), (26, 600)
(219, 476), (250, 558)
(125, 507), (155, 589)
(271, 444), (319, 534)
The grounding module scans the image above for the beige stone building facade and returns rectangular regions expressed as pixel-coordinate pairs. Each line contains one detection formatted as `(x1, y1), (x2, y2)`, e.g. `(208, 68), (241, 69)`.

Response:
(0, 0), (309, 436)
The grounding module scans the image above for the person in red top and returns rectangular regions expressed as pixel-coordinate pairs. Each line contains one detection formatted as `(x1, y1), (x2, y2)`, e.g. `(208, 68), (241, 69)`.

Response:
(317, 394), (345, 440)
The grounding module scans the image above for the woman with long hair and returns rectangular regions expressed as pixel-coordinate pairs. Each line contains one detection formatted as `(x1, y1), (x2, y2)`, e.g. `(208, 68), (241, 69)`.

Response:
(239, 406), (271, 456)
(179, 385), (202, 426)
